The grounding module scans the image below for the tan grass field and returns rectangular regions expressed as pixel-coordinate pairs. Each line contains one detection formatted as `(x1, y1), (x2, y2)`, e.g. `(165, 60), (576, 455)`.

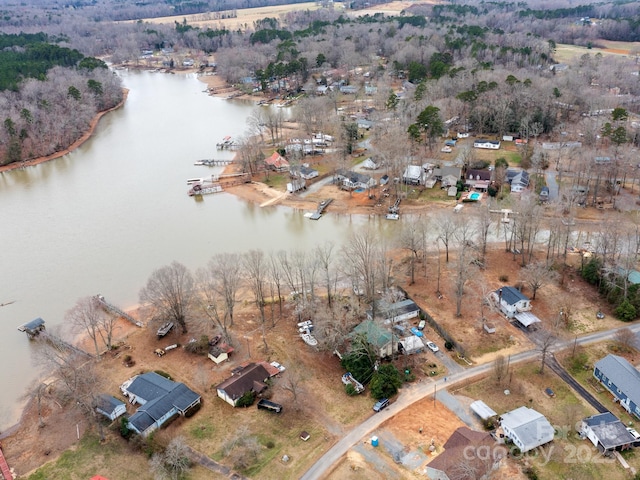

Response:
(555, 40), (640, 63)
(137, 2), (328, 30)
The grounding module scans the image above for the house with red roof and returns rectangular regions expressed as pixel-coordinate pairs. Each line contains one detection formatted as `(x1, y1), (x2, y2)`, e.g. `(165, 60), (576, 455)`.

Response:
(264, 152), (290, 172)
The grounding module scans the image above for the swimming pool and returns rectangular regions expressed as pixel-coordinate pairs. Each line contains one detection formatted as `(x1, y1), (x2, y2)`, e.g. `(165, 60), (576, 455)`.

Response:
(469, 192), (481, 201)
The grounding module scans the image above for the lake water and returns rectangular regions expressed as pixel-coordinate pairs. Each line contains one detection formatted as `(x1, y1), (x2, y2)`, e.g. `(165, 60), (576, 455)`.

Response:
(0, 71), (369, 430)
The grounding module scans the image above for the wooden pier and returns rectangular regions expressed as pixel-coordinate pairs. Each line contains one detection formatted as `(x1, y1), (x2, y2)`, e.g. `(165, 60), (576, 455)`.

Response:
(308, 198), (333, 220)
(94, 294), (143, 327)
(187, 173), (251, 196)
(194, 159), (233, 166)
(0, 443), (14, 480)
(18, 318), (93, 358)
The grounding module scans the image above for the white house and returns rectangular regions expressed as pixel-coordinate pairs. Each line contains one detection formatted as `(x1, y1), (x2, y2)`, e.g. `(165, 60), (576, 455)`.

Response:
(335, 169), (376, 190)
(580, 412), (636, 454)
(474, 139), (501, 150)
(402, 165), (424, 185)
(96, 394), (126, 421)
(493, 286), (531, 318)
(500, 406), (554, 453)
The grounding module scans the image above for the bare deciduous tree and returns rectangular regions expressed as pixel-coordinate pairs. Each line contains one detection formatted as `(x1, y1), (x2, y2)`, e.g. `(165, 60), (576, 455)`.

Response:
(66, 295), (117, 358)
(537, 328), (557, 374)
(244, 249), (269, 353)
(614, 327), (637, 353)
(493, 354), (508, 386)
(139, 261), (195, 334)
(149, 436), (192, 480)
(520, 260), (559, 300)
(281, 368), (305, 411)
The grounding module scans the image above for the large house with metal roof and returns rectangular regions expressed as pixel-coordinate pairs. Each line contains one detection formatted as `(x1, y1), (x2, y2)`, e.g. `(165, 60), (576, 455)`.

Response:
(594, 354), (640, 419)
(120, 372), (201, 436)
(500, 406), (554, 453)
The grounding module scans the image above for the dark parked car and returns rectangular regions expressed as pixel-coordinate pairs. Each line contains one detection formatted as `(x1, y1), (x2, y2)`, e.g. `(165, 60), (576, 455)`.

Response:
(373, 398), (389, 412)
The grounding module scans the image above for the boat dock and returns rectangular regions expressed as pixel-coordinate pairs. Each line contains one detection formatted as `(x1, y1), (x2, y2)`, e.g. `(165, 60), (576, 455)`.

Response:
(94, 294), (143, 327)
(187, 173), (251, 196)
(18, 318), (93, 358)
(0, 443), (14, 480)
(194, 159), (233, 167)
(308, 198), (333, 220)
(216, 136), (239, 150)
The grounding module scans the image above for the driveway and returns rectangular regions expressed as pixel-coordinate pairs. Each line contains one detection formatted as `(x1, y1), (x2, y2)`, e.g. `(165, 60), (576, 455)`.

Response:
(300, 323), (640, 480)
(545, 170), (559, 200)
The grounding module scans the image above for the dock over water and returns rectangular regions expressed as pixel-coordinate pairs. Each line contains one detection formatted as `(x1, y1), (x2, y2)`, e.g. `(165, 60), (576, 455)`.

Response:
(308, 198), (333, 220)
(94, 294), (142, 327)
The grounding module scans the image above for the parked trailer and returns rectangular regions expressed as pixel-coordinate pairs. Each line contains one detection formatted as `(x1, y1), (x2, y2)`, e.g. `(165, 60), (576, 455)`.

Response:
(257, 399), (283, 413)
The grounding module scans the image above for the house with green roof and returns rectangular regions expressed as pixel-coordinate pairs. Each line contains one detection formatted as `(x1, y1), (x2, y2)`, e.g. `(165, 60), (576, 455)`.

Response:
(352, 319), (398, 358)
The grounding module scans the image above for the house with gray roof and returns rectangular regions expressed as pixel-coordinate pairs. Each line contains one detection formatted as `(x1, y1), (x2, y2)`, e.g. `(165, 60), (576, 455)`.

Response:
(96, 394), (126, 421)
(121, 372), (201, 436)
(580, 412), (636, 453)
(492, 286), (531, 318)
(594, 355), (640, 419)
(335, 169), (376, 190)
(500, 406), (554, 453)
(367, 299), (421, 324)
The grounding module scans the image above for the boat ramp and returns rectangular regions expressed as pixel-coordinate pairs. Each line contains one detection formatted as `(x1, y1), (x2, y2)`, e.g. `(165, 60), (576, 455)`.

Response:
(306, 198), (333, 220)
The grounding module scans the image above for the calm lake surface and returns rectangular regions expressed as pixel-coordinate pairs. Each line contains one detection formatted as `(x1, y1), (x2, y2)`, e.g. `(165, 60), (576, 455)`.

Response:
(0, 71), (370, 430)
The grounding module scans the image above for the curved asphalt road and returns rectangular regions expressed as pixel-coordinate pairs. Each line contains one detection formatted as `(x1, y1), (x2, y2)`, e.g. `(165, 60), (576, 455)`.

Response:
(300, 323), (640, 480)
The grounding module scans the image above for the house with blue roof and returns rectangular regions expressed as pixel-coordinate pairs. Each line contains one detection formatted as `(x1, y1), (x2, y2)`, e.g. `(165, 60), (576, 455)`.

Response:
(121, 372), (201, 436)
(594, 355), (640, 419)
(493, 286), (531, 318)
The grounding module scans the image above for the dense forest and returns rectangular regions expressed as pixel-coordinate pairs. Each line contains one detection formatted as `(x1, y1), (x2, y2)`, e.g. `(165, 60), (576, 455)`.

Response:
(1, 0), (640, 166)
(0, 33), (123, 166)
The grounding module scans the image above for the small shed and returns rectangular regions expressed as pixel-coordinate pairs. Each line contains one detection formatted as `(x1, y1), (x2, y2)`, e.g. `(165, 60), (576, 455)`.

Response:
(96, 394), (127, 421)
(208, 343), (234, 364)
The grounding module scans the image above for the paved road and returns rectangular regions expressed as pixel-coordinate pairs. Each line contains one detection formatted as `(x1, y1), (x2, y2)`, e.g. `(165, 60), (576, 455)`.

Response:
(300, 323), (640, 480)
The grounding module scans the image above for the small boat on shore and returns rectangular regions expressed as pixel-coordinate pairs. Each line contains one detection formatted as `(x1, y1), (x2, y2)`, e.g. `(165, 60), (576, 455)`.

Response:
(301, 333), (318, 346)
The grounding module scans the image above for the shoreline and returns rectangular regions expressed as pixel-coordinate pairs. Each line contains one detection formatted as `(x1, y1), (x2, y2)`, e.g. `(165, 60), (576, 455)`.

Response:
(0, 88), (129, 174)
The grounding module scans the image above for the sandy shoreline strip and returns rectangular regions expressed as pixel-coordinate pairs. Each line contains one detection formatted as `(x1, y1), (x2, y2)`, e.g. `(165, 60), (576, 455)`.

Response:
(0, 88), (129, 174)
